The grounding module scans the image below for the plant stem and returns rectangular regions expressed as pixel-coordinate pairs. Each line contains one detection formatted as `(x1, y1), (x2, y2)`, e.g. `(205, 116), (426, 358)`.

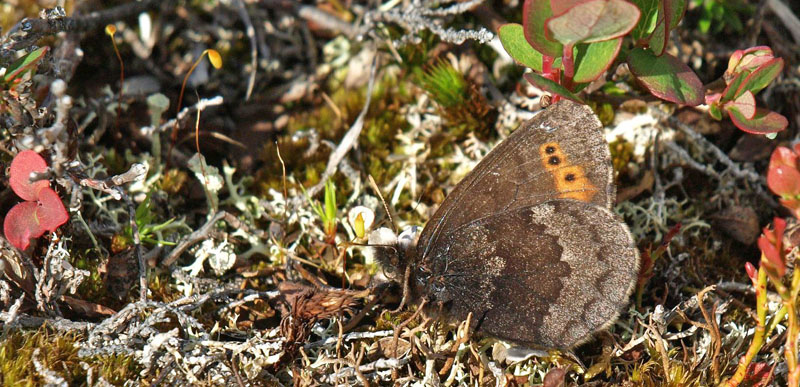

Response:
(785, 256), (800, 386)
(724, 263), (767, 386)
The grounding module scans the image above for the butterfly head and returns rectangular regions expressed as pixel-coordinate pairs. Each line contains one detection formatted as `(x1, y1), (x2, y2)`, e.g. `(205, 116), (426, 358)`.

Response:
(367, 226), (420, 281)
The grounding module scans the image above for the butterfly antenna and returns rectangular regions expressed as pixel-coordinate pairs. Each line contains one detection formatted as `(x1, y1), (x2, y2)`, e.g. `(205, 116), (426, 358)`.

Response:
(368, 174), (396, 232)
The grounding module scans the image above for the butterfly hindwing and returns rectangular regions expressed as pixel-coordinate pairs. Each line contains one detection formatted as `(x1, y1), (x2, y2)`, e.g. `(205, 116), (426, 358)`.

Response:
(412, 199), (639, 349)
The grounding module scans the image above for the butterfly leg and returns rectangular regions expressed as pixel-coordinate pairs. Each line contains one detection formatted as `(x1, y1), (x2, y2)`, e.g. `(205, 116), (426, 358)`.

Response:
(389, 263), (413, 313)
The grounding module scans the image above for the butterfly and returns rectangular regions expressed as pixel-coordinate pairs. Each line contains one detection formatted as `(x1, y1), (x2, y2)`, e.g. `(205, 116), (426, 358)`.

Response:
(369, 100), (639, 349)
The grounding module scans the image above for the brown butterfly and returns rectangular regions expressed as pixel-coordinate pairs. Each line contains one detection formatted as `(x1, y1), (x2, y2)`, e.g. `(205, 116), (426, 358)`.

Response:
(369, 100), (639, 349)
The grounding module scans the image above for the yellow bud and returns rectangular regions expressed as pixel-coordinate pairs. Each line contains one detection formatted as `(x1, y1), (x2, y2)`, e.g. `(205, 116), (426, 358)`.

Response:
(105, 24), (117, 36)
(354, 213), (365, 239)
(205, 49), (222, 69)
(348, 206), (374, 240)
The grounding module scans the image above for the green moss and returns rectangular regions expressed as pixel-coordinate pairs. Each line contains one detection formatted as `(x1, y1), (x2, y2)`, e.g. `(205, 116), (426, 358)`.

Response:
(254, 67), (414, 196)
(412, 59), (494, 140)
(0, 327), (139, 386)
(608, 136), (633, 180)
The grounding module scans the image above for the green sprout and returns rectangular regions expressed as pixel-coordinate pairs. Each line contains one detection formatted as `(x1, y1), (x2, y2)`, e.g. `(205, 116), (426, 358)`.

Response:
(416, 59), (467, 109)
(112, 193), (176, 253)
(309, 179), (338, 244)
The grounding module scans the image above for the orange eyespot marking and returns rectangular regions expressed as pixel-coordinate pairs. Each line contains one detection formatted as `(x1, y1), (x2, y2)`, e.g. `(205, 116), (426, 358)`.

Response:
(539, 142), (597, 203)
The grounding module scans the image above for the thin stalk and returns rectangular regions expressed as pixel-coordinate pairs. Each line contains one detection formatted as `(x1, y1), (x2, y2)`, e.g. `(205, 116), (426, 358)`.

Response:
(725, 263), (767, 386)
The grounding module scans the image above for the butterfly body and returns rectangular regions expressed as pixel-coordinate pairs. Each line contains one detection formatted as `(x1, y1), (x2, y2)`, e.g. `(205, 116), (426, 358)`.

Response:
(371, 100), (639, 349)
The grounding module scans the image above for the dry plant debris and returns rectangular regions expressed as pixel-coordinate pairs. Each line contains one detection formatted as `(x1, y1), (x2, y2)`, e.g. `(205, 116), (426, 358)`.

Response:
(0, 0), (799, 385)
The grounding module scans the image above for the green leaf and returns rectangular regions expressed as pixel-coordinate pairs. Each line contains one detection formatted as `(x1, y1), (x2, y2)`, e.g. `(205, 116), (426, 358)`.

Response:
(3, 46), (49, 84)
(499, 23), (544, 72)
(572, 38), (622, 83)
(630, 0), (659, 40)
(724, 90), (755, 119)
(523, 73), (584, 102)
(324, 179), (336, 222)
(546, 0), (641, 46)
(648, 0), (687, 56)
(627, 48), (704, 105)
(708, 103), (723, 120)
(698, 11), (711, 34)
(734, 58), (784, 98)
(721, 71), (748, 102)
(728, 107), (788, 134)
(523, 0), (563, 57)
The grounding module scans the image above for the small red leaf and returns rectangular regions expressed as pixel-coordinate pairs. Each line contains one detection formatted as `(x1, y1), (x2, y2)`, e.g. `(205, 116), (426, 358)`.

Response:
(724, 90), (756, 119)
(726, 46), (774, 82)
(742, 362), (775, 387)
(551, 0), (590, 16)
(769, 146), (799, 169)
(35, 187), (69, 232)
(758, 235), (785, 277)
(779, 197), (800, 219)
(3, 201), (45, 250)
(9, 150), (50, 201)
(728, 107), (788, 134)
(744, 262), (757, 283)
(767, 165), (800, 197)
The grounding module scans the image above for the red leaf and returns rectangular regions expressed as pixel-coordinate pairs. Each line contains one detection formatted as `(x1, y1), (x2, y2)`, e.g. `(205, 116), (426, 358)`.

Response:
(769, 146), (798, 169)
(743, 361), (775, 386)
(774, 217), (786, 243)
(744, 262), (757, 284)
(758, 235), (785, 277)
(724, 90), (756, 119)
(35, 187), (69, 232)
(779, 197), (800, 219)
(726, 46), (774, 82)
(728, 107), (789, 134)
(3, 201), (45, 250)
(767, 165), (800, 197)
(551, 0), (590, 16)
(9, 150), (50, 201)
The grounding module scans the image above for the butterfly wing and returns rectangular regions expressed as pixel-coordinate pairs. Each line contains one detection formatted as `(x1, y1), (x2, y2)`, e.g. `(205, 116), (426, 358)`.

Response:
(414, 199), (638, 349)
(417, 100), (614, 261)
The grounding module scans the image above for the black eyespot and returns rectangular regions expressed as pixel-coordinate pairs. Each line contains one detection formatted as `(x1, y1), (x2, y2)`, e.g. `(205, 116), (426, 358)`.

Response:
(565, 173), (576, 182)
(545, 145), (556, 154)
(548, 156), (560, 165)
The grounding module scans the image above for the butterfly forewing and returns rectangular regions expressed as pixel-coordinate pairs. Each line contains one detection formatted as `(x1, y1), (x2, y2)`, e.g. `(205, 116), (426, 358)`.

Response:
(417, 101), (615, 261)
